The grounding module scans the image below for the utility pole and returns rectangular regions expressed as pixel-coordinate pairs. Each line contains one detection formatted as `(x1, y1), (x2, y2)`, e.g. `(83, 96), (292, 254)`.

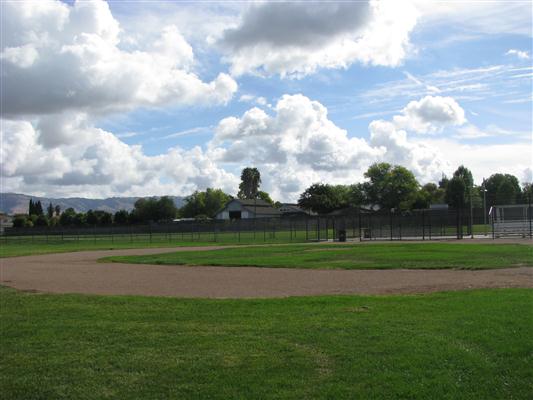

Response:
(481, 178), (487, 236)
(470, 186), (474, 239)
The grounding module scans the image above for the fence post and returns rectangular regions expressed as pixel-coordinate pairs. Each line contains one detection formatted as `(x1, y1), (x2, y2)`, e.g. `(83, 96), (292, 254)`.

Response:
(428, 211), (432, 240)
(390, 211), (393, 241)
(358, 212), (362, 241)
(422, 210), (425, 241)
(305, 217), (309, 241)
(317, 217), (320, 242)
(399, 216), (402, 240)
(527, 194), (532, 237)
(491, 209), (495, 239)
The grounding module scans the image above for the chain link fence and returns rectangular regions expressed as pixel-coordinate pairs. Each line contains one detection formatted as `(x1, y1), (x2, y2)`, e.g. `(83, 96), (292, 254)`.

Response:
(4, 205), (531, 245)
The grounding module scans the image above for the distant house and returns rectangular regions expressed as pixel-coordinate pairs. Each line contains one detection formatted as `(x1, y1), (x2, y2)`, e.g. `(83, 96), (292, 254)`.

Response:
(279, 203), (316, 217)
(215, 199), (281, 220)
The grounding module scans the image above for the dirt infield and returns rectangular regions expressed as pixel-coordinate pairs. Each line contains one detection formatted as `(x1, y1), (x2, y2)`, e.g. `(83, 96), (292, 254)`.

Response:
(1, 243), (532, 298)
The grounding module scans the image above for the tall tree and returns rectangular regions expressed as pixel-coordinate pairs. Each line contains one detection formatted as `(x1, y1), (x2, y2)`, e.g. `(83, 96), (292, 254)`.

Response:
(114, 210), (130, 225)
(28, 199), (34, 215)
(298, 183), (344, 214)
(59, 208), (77, 226)
(237, 167), (261, 200)
(54, 204), (61, 216)
(445, 165), (474, 209)
(47, 203), (54, 219)
(131, 197), (178, 223)
(34, 200), (44, 216)
(363, 163), (419, 210)
(180, 188), (231, 218)
(257, 191), (274, 205)
(485, 173), (521, 206)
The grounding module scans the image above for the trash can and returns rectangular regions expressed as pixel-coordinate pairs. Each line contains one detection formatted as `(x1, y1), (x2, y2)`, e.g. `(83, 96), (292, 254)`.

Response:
(338, 229), (346, 242)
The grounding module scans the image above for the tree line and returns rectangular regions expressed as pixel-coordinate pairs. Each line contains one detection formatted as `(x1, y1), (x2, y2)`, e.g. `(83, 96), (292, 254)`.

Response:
(298, 164), (531, 214)
(12, 164), (532, 227)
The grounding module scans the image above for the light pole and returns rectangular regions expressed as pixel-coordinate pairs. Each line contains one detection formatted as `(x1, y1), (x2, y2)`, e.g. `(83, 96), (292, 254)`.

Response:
(470, 186), (474, 239)
(481, 179), (487, 236)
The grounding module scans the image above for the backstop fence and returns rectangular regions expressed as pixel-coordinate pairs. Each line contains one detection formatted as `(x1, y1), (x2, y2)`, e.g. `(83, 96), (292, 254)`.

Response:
(4, 205), (531, 244)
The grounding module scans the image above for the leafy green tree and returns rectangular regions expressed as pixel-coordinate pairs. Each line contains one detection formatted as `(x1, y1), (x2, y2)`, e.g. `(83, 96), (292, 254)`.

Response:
(422, 183), (445, 204)
(180, 188), (231, 218)
(35, 214), (49, 227)
(298, 183), (344, 214)
(59, 208), (77, 226)
(114, 210), (130, 225)
(257, 191), (274, 205)
(12, 215), (27, 228)
(346, 184), (365, 207)
(155, 196), (178, 221)
(485, 173), (521, 206)
(237, 167), (261, 199)
(521, 183), (533, 203)
(132, 197), (177, 223)
(445, 176), (466, 209)
(445, 165), (474, 209)
(438, 175), (449, 190)
(86, 210), (98, 225)
(363, 163), (419, 210)
(98, 211), (113, 225)
(73, 212), (87, 226)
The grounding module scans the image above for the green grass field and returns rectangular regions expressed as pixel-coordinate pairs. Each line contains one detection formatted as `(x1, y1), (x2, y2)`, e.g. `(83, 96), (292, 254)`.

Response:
(1, 287), (531, 399)
(106, 242), (533, 270)
(0, 229), (316, 258)
(0, 222), (495, 258)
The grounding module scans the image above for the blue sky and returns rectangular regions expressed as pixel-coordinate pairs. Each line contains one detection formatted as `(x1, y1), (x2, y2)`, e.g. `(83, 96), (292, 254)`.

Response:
(1, 0), (532, 201)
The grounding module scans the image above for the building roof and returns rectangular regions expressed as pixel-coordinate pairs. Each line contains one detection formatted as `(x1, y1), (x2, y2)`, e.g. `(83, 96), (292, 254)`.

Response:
(279, 203), (315, 215)
(215, 198), (282, 216)
(242, 205), (282, 216)
(231, 199), (272, 207)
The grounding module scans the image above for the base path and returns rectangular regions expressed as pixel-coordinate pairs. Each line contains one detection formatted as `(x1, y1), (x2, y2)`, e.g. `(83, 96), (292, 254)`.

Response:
(1, 246), (532, 298)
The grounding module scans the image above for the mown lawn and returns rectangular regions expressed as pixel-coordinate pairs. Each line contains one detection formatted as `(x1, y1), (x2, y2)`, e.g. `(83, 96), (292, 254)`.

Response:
(1, 287), (531, 399)
(0, 230), (310, 258)
(0, 238), (220, 258)
(106, 242), (533, 270)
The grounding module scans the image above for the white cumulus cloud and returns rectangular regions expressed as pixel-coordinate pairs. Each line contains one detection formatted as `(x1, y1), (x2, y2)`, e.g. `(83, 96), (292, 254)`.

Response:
(392, 96), (466, 133)
(506, 49), (530, 60)
(0, 0), (237, 117)
(218, 1), (418, 78)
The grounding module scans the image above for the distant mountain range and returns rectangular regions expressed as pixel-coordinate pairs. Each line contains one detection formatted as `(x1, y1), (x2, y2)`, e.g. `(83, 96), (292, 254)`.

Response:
(0, 193), (185, 215)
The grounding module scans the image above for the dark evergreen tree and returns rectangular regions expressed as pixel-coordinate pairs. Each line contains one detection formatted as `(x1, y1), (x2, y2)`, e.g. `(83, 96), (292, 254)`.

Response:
(35, 200), (44, 216)
(47, 203), (54, 219)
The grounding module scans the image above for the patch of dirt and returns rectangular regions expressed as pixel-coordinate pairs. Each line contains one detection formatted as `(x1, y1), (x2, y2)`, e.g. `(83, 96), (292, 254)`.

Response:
(1, 243), (532, 298)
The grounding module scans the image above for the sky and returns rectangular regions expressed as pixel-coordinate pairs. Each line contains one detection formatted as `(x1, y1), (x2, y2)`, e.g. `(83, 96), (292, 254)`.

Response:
(1, 0), (532, 202)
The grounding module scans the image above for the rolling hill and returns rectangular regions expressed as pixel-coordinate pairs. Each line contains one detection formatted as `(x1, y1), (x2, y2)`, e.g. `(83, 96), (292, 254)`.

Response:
(0, 193), (185, 215)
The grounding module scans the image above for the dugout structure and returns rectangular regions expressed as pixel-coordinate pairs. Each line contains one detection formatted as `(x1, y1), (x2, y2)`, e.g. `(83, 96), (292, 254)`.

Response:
(489, 204), (532, 238)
